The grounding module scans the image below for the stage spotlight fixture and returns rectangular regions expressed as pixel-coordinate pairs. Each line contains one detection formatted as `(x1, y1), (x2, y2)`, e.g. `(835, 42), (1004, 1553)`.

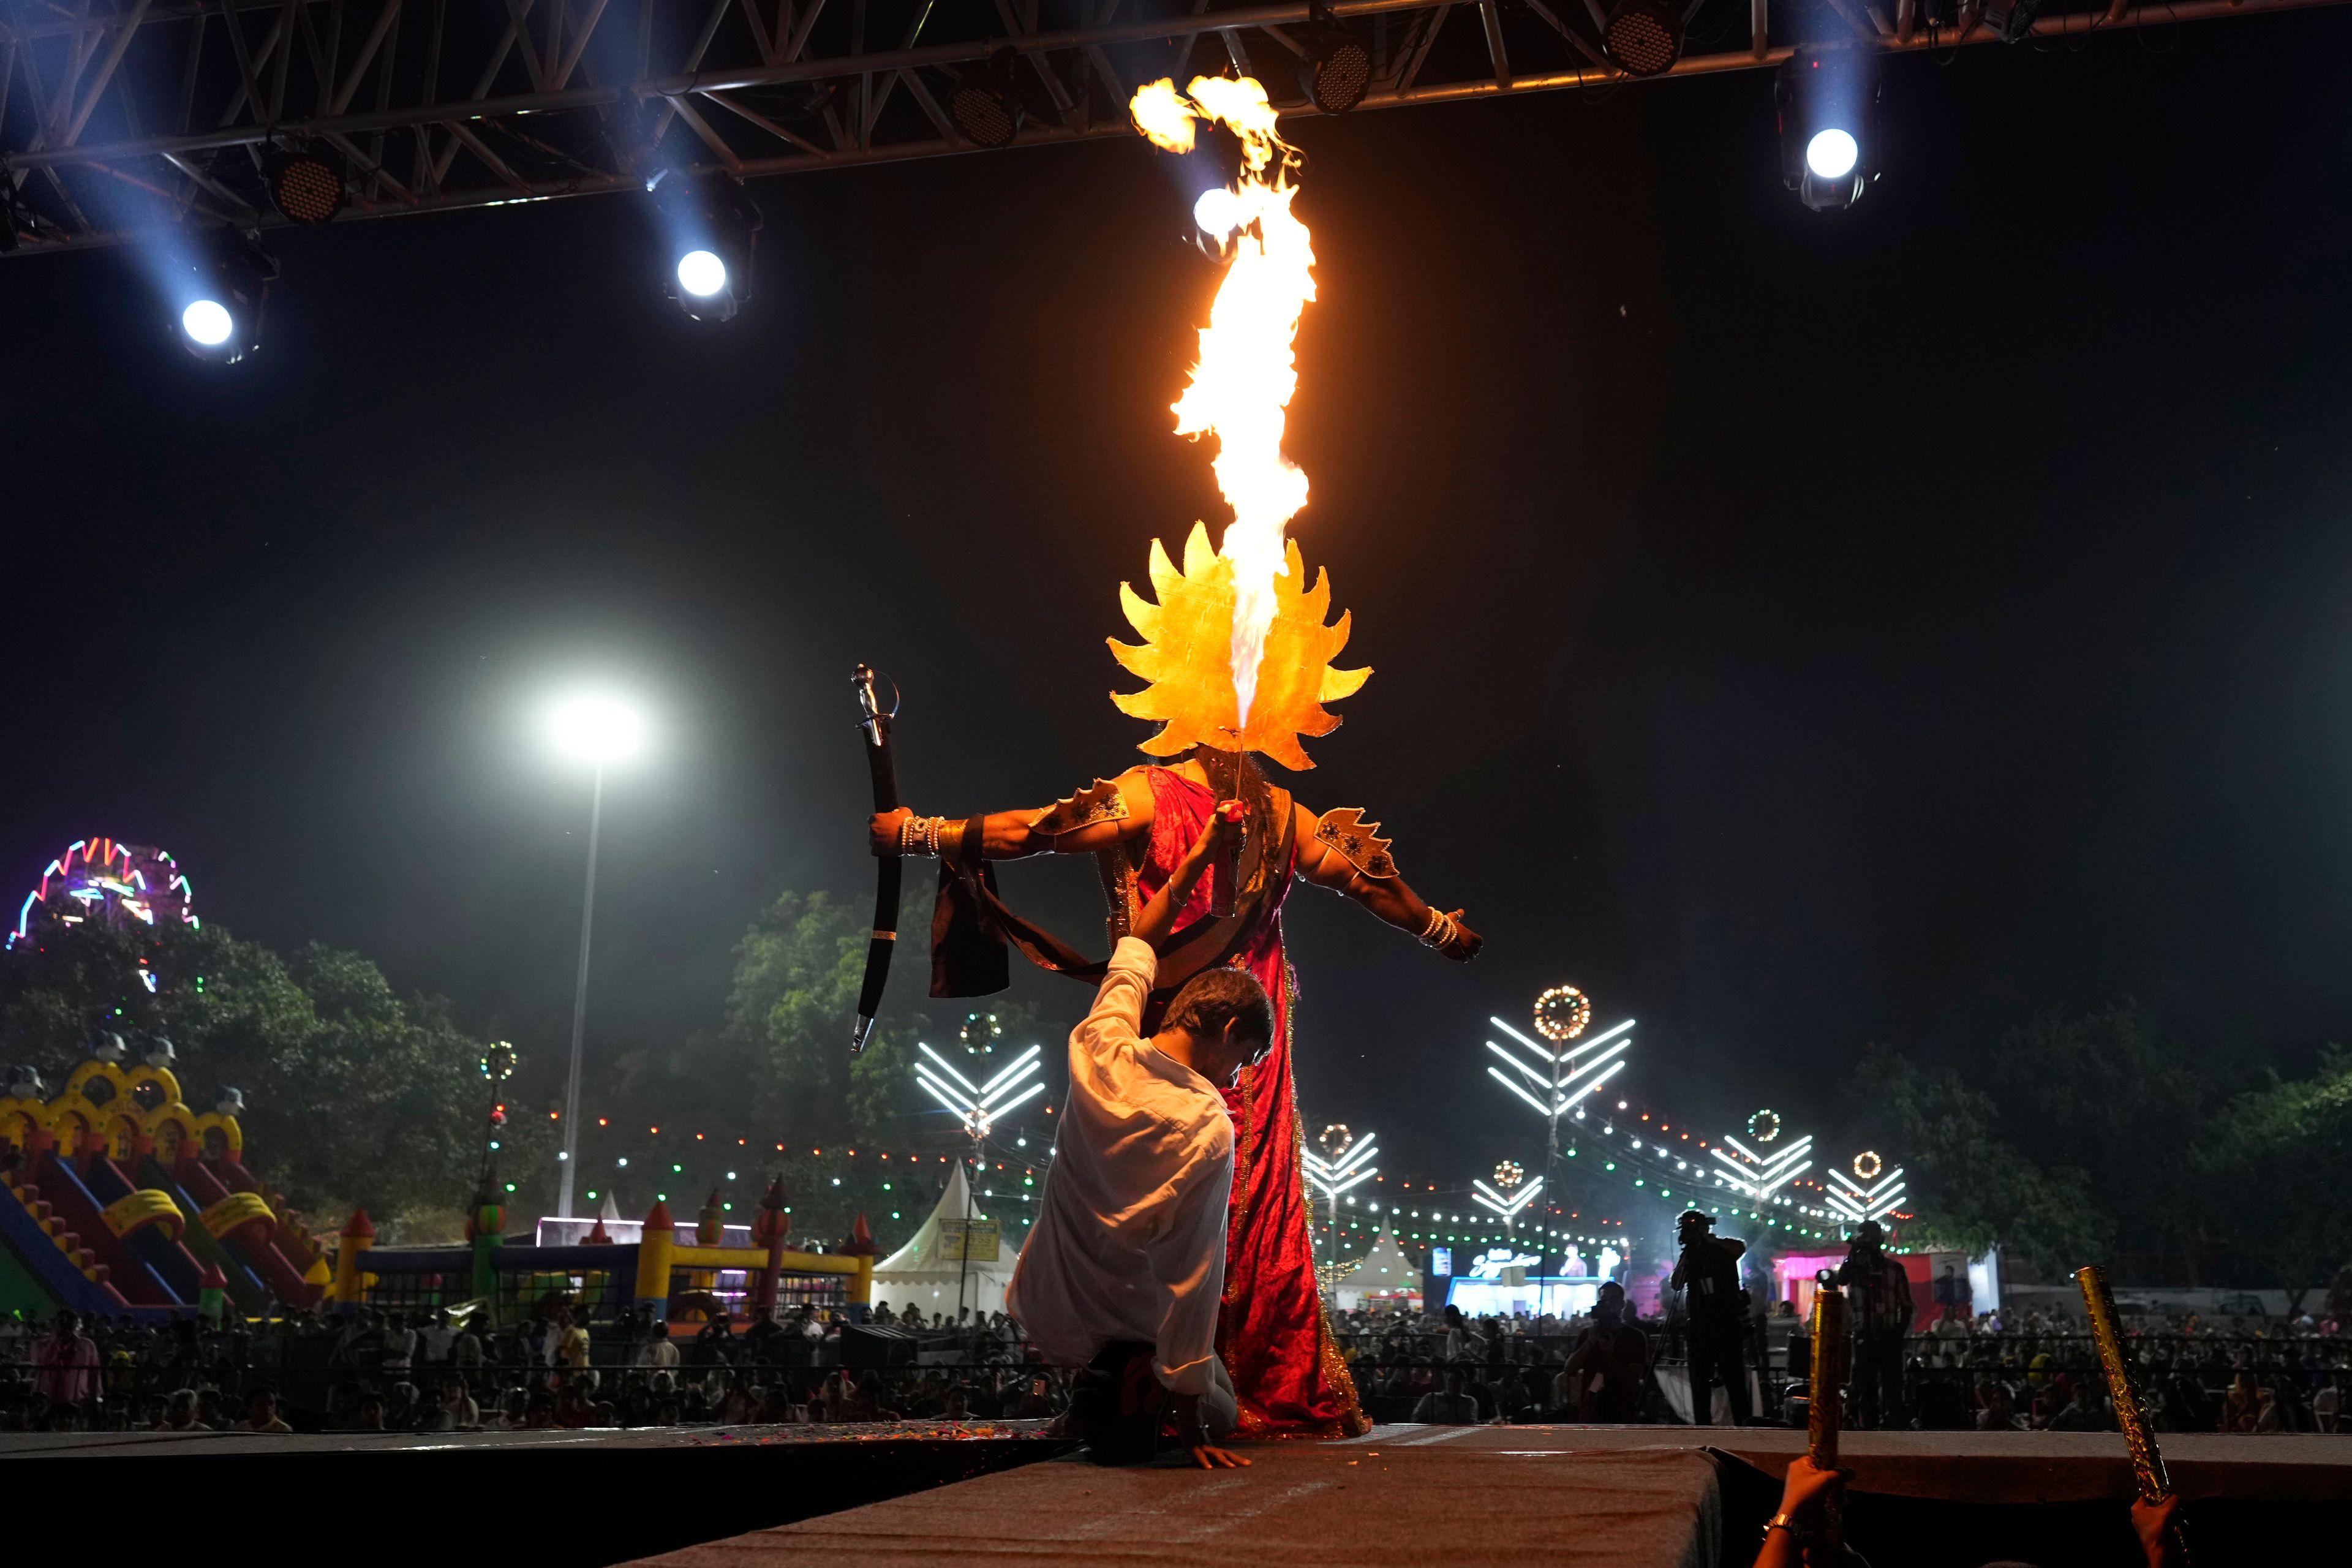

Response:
(946, 52), (1023, 149)
(1602, 0), (1684, 78)
(1297, 4), (1373, 113)
(267, 146), (347, 225)
(1775, 45), (1879, 213)
(1981, 0), (2046, 39)
(173, 230), (278, 364)
(658, 180), (763, 323)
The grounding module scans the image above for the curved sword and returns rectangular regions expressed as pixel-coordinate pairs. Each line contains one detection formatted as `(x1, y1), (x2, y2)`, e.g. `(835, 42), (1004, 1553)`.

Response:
(850, 663), (900, 1055)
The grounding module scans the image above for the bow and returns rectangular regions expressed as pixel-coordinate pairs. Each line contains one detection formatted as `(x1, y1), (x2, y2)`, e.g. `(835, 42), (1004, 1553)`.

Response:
(850, 663), (900, 1055)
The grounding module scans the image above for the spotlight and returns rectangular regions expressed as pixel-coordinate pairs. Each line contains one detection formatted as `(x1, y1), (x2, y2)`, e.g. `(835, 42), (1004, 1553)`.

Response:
(657, 179), (762, 323)
(1601, 0), (1684, 78)
(267, 146), (347, 225)
(1980, 0), (2046, 40)
(946, 52), (1023, 149)
(1775, 44), (1879, 213)
(172, 230), (277, 363)
(1193, 186), (1245, 238)
(1298, 4), (1373, 113)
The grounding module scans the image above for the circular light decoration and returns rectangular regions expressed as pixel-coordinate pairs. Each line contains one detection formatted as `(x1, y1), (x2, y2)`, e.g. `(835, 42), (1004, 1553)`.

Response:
(1533, 986), (1593, 1042)
(1317, 1123), (1354, 1159)
(1747, 1108), (1782, 1144)
(1493, 1159), (1525, 1190)
(1853, 1150), (1883, 1181)
(480, 1041), (518, 1083)
(961, 1011), (1003, 1054)
(9, 839), (199, 951)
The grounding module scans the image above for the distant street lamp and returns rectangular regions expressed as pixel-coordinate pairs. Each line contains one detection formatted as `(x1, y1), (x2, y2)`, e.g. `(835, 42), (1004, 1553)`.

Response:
(548, 693), (646, 1221)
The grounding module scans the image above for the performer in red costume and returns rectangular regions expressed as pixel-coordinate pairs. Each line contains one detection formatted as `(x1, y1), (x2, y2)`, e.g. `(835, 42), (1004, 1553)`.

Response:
(873, 741), (1479, 1436)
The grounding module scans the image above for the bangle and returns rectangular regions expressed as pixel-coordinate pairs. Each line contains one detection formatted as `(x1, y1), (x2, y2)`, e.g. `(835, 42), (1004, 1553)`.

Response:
(1417, 907), (1457, 949)
(897, 815), (947, 857)
(1762, 1513), (1806, 1542)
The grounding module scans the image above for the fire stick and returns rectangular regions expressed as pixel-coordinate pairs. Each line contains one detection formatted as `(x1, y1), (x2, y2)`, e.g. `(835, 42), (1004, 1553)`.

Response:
(2078, 1264), (2193, 1564)
(1808, 1281), (1849, 1554)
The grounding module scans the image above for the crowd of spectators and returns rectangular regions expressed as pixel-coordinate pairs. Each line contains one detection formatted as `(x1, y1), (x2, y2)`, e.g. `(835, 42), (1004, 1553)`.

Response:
(0, 1299), (1069, 1435)
(1330, 1293), (2352, 1432)
(9, 1286), (2349, 1437)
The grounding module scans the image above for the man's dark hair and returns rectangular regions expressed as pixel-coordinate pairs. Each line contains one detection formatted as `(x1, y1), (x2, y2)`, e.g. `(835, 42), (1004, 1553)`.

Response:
(1163, 966), (1273, 1047)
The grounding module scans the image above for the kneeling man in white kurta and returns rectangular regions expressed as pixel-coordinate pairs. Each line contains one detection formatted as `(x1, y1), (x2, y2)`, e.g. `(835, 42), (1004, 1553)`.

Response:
(1008, 801), (1267, 1468)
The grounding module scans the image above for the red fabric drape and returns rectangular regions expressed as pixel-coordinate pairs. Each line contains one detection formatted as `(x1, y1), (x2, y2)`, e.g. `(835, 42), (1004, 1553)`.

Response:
(1139, 769), (1366, 1437)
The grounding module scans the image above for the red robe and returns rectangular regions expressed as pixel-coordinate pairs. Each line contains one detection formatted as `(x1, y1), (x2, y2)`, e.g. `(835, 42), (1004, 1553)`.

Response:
(1137, 768), (1368, 1437)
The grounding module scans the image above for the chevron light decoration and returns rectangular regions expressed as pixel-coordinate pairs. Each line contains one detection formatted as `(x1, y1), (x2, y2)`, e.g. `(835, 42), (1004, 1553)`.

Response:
(914, 1041), (1044, 1141)
(1471, 1174), (1545, 1229)
(1825, 1162), (1907, 1226)
(1708, 1131), (1814, 1202)
(1485, 1014), (1636, 1120)
(1303, 1129), (1381, 1207)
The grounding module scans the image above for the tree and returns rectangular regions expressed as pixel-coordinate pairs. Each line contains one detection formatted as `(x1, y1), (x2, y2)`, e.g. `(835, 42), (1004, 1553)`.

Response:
(2204, 1047), (2352, 1303)
(722, 882), (937, 1144)
(1, 919), (538, 1238)
(1852, 1044), (2111, 1278)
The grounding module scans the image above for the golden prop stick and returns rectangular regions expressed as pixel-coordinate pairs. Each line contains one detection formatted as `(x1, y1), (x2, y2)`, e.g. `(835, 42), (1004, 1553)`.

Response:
(1809, 1282), (1849, 1553)
(2077, 1264), (2193, 1563)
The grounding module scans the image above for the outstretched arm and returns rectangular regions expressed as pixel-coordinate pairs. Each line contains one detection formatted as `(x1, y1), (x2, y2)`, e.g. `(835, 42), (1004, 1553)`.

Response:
(1291, 802), (1482, 962)
(870, 771), (1155, 860)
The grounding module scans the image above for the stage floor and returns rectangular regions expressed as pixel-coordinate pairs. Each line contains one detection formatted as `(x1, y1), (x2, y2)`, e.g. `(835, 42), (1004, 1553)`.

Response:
(622, 1423), (2352, 1568)
(4, 1420), (2342, 1566)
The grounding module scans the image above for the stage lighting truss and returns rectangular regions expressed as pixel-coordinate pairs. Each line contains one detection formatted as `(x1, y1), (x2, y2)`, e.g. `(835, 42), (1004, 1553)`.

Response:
(1486, 1014), (1634, 1120)
(1825, 1162), (1906, 1225)
(0, 0), (2331, 252)
(914, 1040), (1044, 1142)
(1471, 1172), (1544, 1227)
(1303, 1129), (1381, 1209)
(1708, 1130), (1814, 1202)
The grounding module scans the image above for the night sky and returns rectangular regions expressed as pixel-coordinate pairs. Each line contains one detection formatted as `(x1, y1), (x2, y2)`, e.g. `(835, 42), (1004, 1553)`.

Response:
(6, 13), (2351, 1183)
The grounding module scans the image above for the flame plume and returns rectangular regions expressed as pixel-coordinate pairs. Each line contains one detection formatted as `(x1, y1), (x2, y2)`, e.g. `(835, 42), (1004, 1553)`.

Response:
(1130, 75), (1317, 739)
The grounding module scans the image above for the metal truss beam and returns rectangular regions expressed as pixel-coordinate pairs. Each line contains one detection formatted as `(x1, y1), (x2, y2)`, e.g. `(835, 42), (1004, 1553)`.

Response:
(3, 0), (2344, 254)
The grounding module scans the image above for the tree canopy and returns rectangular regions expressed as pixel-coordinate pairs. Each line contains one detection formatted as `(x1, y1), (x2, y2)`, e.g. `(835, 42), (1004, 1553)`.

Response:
(1, 919), (542, 1240)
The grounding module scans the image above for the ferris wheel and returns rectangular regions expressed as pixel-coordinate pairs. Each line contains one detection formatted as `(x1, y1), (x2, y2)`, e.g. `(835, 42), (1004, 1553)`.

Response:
(9, 838), (199, 950)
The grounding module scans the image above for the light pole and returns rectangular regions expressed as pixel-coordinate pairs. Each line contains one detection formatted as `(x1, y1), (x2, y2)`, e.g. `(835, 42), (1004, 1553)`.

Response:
(548, 693), (645, 1222)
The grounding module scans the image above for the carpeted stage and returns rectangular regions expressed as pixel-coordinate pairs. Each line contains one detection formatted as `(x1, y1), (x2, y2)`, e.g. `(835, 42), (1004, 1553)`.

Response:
(1, 1422), (2340, 1566)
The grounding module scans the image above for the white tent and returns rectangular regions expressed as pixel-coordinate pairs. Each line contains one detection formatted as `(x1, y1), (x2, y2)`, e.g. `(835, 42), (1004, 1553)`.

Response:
(872, 1160), (1017, 1319)
(1331, 1221), (1421, 1311)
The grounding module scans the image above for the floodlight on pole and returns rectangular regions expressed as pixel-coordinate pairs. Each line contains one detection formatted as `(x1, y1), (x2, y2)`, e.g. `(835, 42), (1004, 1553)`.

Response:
(547, 690), (647, 1221)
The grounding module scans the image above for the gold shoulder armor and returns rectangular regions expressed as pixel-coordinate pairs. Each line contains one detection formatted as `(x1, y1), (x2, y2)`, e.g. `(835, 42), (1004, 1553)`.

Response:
(1030, 777), (1131, 838)
(1313, 807), (1397, 879)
